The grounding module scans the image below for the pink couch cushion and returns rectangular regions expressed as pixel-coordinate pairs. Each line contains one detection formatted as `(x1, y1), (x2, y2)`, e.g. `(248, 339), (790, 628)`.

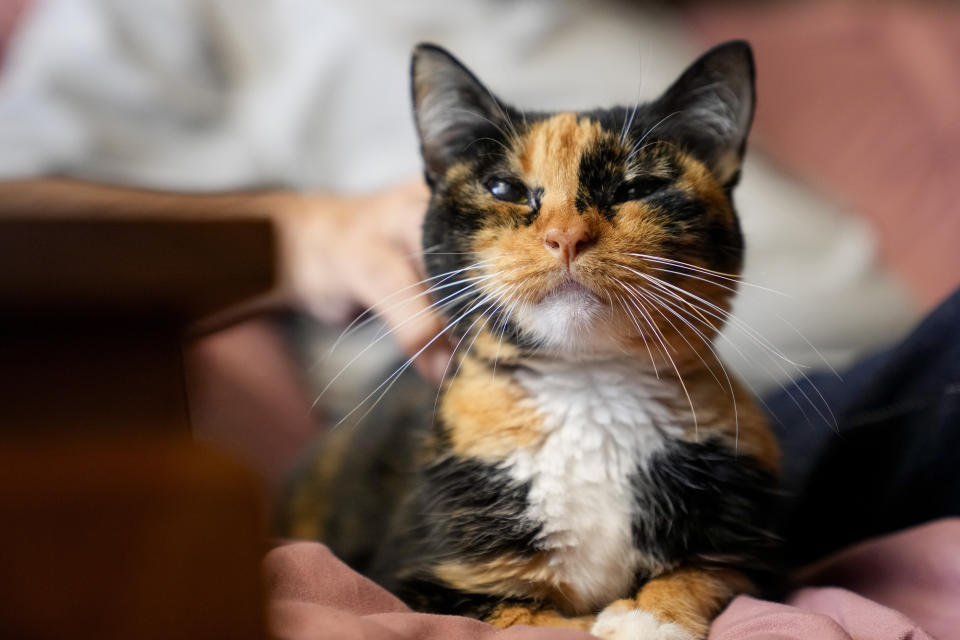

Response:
(264, 519), (960, 640)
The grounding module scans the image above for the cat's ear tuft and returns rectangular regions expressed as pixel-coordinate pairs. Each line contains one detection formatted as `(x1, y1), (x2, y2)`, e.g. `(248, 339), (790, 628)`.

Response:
(652, 41), (755, 186)
(411, 44), (506, 181)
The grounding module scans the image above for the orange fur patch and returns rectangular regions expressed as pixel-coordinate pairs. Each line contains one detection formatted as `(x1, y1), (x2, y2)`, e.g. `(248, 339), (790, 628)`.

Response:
(667, 364), (781, 474)
(435, 553), (595, 617)
(440, 355), (545, 459)
(485, 602), (595, 630)
(633, 568), (753, 637)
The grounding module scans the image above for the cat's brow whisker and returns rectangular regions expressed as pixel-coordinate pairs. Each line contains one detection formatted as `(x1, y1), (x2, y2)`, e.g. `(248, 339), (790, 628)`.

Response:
(625, 111), (681, 164)
(619, 99), (642, 145)
(465, 136), (513, 156)
(450, 107), (520, 152)
(478, 83), (521, 144)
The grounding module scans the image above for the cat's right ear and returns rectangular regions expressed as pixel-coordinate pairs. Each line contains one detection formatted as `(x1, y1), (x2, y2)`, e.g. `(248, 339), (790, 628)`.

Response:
(411, 44), (506, 183)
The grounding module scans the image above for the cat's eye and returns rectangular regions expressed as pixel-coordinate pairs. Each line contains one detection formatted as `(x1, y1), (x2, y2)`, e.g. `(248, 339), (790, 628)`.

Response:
(612, 176), (669, 204)
(485, 177), (528, 204)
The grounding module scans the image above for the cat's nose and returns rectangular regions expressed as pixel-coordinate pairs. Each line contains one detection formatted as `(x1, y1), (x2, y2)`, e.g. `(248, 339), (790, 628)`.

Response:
(543, 222), (594, 266)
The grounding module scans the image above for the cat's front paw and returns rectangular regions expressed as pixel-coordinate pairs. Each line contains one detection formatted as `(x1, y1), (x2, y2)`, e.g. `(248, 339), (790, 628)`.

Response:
(590, 601), (697, 640)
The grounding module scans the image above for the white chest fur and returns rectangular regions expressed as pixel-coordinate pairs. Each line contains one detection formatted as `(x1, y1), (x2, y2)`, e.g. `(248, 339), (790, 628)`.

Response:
(506, 359), (682, 613)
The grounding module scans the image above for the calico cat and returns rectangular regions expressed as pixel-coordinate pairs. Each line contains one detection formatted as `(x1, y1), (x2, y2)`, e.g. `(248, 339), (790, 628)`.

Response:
(285, 41), (781, 640)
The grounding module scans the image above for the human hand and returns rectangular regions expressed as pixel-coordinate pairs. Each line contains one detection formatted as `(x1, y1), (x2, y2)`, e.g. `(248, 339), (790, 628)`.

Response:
(278, 179), (452, 384)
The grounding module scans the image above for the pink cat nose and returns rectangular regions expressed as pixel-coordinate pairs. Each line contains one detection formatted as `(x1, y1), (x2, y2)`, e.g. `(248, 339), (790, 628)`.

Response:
(543, 223), (593, 266)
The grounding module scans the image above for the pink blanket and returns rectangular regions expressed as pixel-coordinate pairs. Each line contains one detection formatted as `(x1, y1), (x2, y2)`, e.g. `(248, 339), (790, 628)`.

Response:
(266, 519), (958, 640)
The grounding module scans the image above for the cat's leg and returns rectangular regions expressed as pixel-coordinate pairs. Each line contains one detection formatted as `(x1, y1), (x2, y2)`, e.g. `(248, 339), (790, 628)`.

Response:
(591, 568), (751, 640)
(391, 577), (595, 630)
(485, 602), (595, 631)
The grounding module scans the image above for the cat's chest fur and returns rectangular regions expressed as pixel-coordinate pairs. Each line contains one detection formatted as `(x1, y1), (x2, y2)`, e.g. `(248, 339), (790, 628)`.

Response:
(506, 359), (684, 612)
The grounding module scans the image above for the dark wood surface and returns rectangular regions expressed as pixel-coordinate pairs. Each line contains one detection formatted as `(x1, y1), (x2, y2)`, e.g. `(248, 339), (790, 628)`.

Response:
(0, 218), (275, 318)
(0, 436), (268, 640)
(0, 218), (276, 638)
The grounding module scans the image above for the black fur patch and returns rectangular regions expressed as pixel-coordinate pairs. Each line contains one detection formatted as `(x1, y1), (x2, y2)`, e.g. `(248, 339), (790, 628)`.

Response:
(393, 578), (503, 618)
(369, 451), (541, 598)
(419, 454), (541, 556)
(576, 136), (626, 219)
(646, 190), (707, 223)
(630, 438), (781, 584)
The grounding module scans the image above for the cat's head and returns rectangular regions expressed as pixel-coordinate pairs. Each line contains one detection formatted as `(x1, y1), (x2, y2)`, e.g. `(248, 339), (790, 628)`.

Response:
(411, 42), (754, 366)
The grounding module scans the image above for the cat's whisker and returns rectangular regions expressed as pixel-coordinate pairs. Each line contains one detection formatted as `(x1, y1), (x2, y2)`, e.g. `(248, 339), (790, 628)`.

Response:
(448, 286), (516, 386)
(615, 262), (831, 432)
(651, 267), (741, 296)
(611, 284), (662, 376)
(636, 254), (836, 379)
(624, 252), (788, 297)
(312, 275), (499, 407)
(644, 272), (805, 370)
(338, 281), (515, 428)
(369, 269), (503, 342)
(619, 99), (642, 146)
(615, 280), (701, 437)
(774, 314), (842, 380)
(327, 259), (499, 356)
(653, 266), (788, 299)
(626, 281), (725, 390)
(642, 276), (811, 433)
(627, 258), (837, 405)
(490, 288), (528, 381)
(625, 111), (681, 164)
(453, 282), (519, 386)
(639, 272), (838, 430)
(625, 252), (742, 279)
(631, 283), (741, 448)
(431, 285), (517, 422)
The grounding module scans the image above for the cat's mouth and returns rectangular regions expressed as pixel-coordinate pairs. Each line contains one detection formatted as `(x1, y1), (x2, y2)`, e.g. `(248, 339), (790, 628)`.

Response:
(540, 276), (603, 315)
(542, 277), (599, 307)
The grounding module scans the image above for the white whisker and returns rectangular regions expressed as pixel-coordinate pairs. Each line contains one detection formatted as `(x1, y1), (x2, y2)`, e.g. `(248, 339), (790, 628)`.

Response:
(336, 281), (514, 427)
(613, 279), (700, 436)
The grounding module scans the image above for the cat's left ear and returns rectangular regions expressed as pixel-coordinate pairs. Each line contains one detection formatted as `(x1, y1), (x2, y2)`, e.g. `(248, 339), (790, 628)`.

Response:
(651, 41), (755, 187)
(411, 44), (508, 183)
